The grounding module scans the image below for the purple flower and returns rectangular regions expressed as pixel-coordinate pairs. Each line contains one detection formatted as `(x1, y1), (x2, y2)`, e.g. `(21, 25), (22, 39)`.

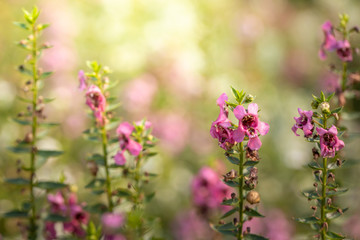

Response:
(47, 191), (66, 213)
(104, 235), (127, 240)
(191, 167), (231, 214)
(210, 93), (235, 150)
(336, 40), (353, 62)
(233, 103), (269, 150)
(292, 108), (314, 137)
(316, 125), (344, 158)
(102, 212), (125, 234)
(78, 70), (87, 91)
(115, 122), (142, 165)
(319, 21), (338, 60)
(44, 222), (57, 240)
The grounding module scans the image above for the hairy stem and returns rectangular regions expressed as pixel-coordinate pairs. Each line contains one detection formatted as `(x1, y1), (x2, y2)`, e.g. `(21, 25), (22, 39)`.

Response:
(28, 22), (38, 240)
(238, 142), (244, 240)
(101, 125), (113, 212)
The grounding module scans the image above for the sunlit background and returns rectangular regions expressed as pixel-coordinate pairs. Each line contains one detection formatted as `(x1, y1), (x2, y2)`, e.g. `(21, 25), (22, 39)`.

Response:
(1, 0), (360, 239)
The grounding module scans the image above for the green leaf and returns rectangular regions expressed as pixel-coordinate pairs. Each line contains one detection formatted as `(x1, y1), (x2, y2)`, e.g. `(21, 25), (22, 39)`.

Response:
(45, 213), (69, 222)
(85, 178), (105, 189)
(92, 189), (105, 195)
(326, 92), (336, 102)
(84, 203), (107, 214)
(244, 160), (259, 167)
(106, 118), (121, 130)
(302, 190), (320, 200)
(326, 231), (345, 239)
(88, 154), (105, 166)
(13, 22), (29, 30)
(37, 23), (50, 31)
(231, 87), (242, 103)
(115, 188), (132, 197)
(5, 178), (29, 185)
(294, 216), (319, 224)
(145, 192), (155, 202)
(320, 91), (326, 102)
(40, 72), (53, 79)
(17, 96), (33, 103)
(328, 160), (345, 170)
(7, 146), (30, 154)
(215, 222), (237, 231)
(326, 208), (348, 220)
(37, 150), (63, 158)
(331, 107), (343, 114)
(106, 103), (122, 112)
(244, 233), (268, 240)
(22, 9), (33, 24)
(222, 198), (239, 206)
(220, 207), (238, 219)
(244, 207), (264, 218)
(3, 210), (28, 218)
(222, 180), (239, 187)
(18, 65), (33, 76)
(35, 181), (67, 190)
(13, 118), (31, 125)
(312, 94), (322, 103)
(326, 188), (348, 197)
(226, 155), (240, 165)
(307, 162), (323, 170)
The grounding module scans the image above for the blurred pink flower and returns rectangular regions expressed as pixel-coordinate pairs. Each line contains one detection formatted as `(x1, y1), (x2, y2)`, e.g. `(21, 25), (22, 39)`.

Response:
(321, 72), (340, 93)
(316, 125), (344, 158)
(86, 85), (106, 125)
(336, 40), (353, 62)
(343, 215), (360, 238)
(319, 21), (338, 60)
(102, 212), (125, 234)
(48, 191), (66, 213)
(292, 108), (314, 137)
(233, 103), (269, 150)
(104, 234), (127, 240)
(191, 167), (231, 215)
(173, 210), (214, 240)
(123, 74), (158, 112)
(78, 70), (87, 91)
(44, 222), (57, 240)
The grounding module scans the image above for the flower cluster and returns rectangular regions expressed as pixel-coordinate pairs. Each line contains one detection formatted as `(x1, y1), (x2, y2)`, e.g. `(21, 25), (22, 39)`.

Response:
(191, 167), (231, 215)
(291, 108), (314, 137)
(319, 20), (353, 62)
(210, 93), (269, 151)
(114, 122), (144, 165)
(44, 191), (89, 239)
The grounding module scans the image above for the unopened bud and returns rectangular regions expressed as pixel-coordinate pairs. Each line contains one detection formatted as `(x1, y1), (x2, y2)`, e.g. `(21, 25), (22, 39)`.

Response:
(231, 192), (236, 199)
(24, 132), (33, 143)
(320, 102), (331, 114)
(246, 190), (260, 204)
(233, 218), (238, 225)
(245, 94), (255, 103)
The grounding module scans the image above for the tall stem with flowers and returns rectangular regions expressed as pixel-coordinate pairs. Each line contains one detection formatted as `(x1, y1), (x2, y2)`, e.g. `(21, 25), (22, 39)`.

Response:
(79, 62), (158, 239)
(210, 88), (269, 240)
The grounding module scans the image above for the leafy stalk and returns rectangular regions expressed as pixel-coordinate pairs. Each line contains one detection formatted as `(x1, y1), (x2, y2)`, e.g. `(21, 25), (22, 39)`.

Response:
(101, 124), (113, 212)
(320, 116), (328, 240)
(237, 142), (244, 240)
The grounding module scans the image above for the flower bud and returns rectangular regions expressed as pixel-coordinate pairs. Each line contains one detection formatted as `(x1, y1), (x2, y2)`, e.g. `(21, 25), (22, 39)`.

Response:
(246, 190), (260, 204)
(245, 94), (255, 103)
(320, 102), (331, 114)
(311, 100), (319, 109)
(24, 132), (33, 143)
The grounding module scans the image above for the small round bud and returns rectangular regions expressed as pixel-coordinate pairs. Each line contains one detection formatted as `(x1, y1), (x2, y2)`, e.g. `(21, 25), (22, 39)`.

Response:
(311, 100), (319, 109)
(24, 132), (33, 143)
(320, 102), (331, 114)
(231, 192), (236, 199)
(246, 190), (260, 204)
(245, 94), (255, 103)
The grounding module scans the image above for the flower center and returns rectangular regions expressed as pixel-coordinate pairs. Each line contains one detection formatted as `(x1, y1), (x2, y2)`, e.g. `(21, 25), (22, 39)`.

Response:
(241, 115), (256, 129)
(90, 93), (101, 108)
(337, 47), (351, 57)
(323, 133), (336, 147)
(299, 114), (308, 126)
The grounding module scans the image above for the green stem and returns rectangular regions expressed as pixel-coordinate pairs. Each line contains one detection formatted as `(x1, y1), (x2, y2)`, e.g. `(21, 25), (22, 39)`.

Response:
(341, 62), (347, 92)
(320, 117), (328, 240)
(238, 142), (244, 240)
(101, 125), (113, 212)
(28, 22), (38, 240)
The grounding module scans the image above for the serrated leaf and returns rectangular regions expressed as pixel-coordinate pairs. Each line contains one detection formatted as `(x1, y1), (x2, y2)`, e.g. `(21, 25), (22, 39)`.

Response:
(295, 216), (319, 224)
(45, 213), (69, 222)
(326, 208), (348, 220)
(35, 181), (67, 190)
(331, 107), (343, 114)
(226, 155), (240, 165)
(85, 178), (105, 189)
(13, 22), (29, 30)
(326, 188), (348, 197)
(244, 208), (264, 218)
(5, 178), (29, 185)
(220, 207), (238, 219)
(244, 233), (268, 240)
(3, 210), (28, 218)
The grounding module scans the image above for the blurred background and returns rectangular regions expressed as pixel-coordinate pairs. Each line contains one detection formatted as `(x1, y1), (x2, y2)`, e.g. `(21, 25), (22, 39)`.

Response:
(0, 0), (360, 239)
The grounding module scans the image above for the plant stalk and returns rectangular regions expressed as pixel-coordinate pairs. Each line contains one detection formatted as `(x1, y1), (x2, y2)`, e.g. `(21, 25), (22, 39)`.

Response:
(320, 116), (328, 240)
(238, 142), (244, 240)
(101, 125), (113, 212)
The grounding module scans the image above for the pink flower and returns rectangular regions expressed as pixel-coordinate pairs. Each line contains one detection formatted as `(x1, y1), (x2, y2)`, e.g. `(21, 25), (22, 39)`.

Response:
(115, 122), (142, 165)
(47, 192), (66, 213)
(319, 21), (338, 60)
(233, 103), (269, 150)
(210, 93), (235, 150)
(316, 125), (345, 158)
(102, 213), (125, 234)
(336, 40), (353, 62)
(104, 235), (127, 240)
(191, 167), (231, 215)
(78, 70), (87, 91)
(292, 108), (314, 137)
(86, 85), (106, 124)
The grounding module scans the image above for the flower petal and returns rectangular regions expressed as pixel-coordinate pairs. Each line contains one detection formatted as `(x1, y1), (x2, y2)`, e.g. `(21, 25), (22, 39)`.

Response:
(257, 121), (269, 136)
(114, 151), (126, 165)
(233, 127), (245, 143)
(116, 122), (134, 137)
(248, 136), (262, 150)
(328, 125), (338, 135)
(127, 139), (142, 156)
(291, 125), (300, 137)
(247, 103), (258, 115)
(233, 105), (246, 120)
(316, 127), (327, 136)
(216, 93), (228, 107)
